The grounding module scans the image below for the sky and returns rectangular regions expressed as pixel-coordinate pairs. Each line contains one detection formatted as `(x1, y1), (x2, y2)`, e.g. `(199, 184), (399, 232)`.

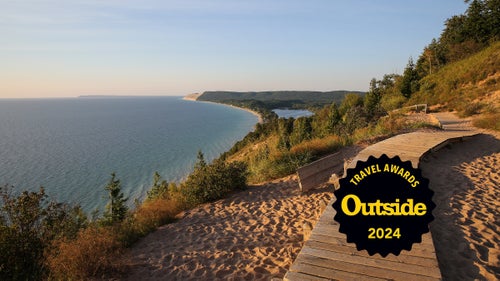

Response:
(0, 0), (469, 98)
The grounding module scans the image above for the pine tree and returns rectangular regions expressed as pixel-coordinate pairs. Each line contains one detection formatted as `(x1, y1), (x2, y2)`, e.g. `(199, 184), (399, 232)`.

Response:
(194, 150), (207, 171)
(290, 117), (312, 146)
(400, 57), (419, 98)
(103, 173), (128, 224)
(277, 118), (293, 150)
(364, 79), (382, 118)
(327, 103), (341, 134)
(146, 171), (169, 201)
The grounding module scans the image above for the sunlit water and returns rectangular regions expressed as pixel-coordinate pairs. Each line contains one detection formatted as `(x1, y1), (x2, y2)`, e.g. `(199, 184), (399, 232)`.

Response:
(0, 97), (257, 212)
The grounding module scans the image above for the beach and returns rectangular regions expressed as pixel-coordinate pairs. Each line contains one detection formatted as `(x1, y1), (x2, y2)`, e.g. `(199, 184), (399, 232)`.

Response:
(182, 94), (264, 124)
(123, 175), (332, 280)
(123, 126), (499, 280)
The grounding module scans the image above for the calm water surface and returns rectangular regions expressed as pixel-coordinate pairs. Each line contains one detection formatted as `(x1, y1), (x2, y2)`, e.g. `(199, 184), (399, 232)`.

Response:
(0, 97), (257, 212)
(273, 108), (314, 118)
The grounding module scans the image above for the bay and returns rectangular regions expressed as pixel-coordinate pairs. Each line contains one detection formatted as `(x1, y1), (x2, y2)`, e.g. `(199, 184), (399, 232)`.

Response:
(273, 108), (314, 119)
(0, 97), (258, 212)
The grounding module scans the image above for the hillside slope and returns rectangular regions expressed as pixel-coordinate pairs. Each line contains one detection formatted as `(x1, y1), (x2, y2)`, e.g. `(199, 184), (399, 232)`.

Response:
(198, 90), (365, 109)
(410, 41), (499, 112)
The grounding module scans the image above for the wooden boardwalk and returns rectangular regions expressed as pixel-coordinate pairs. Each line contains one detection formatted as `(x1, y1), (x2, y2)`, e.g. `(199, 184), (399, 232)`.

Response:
(285, 113), (480, 281)
(297, 147), (362, 192)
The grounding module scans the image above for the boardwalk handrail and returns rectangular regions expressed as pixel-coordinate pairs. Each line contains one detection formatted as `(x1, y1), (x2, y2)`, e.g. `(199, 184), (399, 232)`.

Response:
(297, 152), (345, 192)
(391, 103), (428, 114)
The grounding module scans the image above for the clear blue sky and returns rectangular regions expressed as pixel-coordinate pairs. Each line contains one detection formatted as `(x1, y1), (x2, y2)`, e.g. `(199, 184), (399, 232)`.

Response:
(0, 0), (468, 98)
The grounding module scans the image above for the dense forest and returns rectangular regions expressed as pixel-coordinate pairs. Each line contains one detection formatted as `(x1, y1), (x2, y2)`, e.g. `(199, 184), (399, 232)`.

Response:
(197, 90), (366, 122)
(199, 90), (364, 108)
(1, 0), (498, 279)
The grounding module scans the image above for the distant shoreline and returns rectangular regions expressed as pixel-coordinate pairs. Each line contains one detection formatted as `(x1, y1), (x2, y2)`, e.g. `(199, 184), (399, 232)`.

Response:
(182, 94), (263, 124)
(182, 93), (201, 101)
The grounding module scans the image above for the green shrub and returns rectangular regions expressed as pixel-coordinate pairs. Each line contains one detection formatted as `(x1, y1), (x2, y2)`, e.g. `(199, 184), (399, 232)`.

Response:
(458, 102), (485, 117)
(271, 151), (313, 177)
(0, 186), (86, 280)
(473, 112), (500, 131)
(146, 172), (170, 201)
(380, 93), (407, 112)
(182, 155), (248, 206)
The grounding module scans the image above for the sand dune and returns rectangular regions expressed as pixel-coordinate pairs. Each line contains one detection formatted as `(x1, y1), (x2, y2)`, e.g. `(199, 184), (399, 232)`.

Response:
(123, 129), (499, 280)
(124, 175), (332, 280)
(421, 133), (500, 280)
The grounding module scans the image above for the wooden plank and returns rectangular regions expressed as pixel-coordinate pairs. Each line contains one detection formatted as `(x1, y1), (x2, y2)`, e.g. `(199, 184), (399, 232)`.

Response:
(310, 228), (436, 258)
(361, 148), (423, 159)
(370, 142), (431, 151)
(309, 227), (435, 255)
(297, 152), (346, 192)
(310, 224), (436, 248)
(298, 152), (343, 179)
(300, 247), (441, 278)
(316, 198), (435, 246)
(284, 271), (331, 281)
(298, 162), (344, 192)
(316, 207), (436, 247)
(311, 226), (434, 250)
(296, 254), (440, 281)
(297, 146), (364, 192)
(305, 239), (438, 268)
(290, 262), (389, 281)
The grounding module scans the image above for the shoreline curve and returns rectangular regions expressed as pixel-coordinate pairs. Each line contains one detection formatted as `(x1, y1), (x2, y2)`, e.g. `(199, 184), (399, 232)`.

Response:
(182, 94), (263, 124)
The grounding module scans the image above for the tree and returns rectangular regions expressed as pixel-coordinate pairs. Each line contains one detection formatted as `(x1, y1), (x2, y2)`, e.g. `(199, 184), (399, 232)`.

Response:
(103, 173), (128, 224)
(326, 103), (341, 134)
(465, 0), (489, 43)
(343, 106), (367, 134)
(484, 0), (500, 40)
(277, 118), (294, 150)
(436, 0), (499, 63)
(339, 93), (363, 116)
(290, 117), (312, 146)
(417, 38), (448, 77)
(399, 57), (420, 98)
(364, 78), (382, 118)
(146, 172), (169, 201)
(194, 150), (207, 171)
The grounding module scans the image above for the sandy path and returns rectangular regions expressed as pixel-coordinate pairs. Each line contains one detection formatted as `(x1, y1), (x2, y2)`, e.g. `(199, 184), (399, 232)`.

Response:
(123, 175), (332, 280)
(420, 133), (500, 280)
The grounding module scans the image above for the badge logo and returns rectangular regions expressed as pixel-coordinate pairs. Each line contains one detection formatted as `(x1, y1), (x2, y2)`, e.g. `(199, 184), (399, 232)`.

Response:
(332, 154), (435, 257)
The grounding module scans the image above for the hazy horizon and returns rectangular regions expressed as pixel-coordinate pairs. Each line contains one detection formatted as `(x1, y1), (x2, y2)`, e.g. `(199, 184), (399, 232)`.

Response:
(1, 0), (468, 98)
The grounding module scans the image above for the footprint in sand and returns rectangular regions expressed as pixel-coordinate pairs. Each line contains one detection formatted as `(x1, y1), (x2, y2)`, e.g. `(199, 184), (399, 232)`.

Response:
(473, 243), (489, 262)
(254, 266), (270, 275)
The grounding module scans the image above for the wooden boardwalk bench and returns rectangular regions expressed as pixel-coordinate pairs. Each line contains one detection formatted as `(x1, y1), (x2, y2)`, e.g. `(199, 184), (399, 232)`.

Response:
(286, 113), (480, 281)
(297, 148), (362, 192)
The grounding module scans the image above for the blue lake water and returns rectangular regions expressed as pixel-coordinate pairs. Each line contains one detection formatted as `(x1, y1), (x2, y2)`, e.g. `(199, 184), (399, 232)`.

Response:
(0, 97), (258, 212)
(273, 109), (314, 119)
